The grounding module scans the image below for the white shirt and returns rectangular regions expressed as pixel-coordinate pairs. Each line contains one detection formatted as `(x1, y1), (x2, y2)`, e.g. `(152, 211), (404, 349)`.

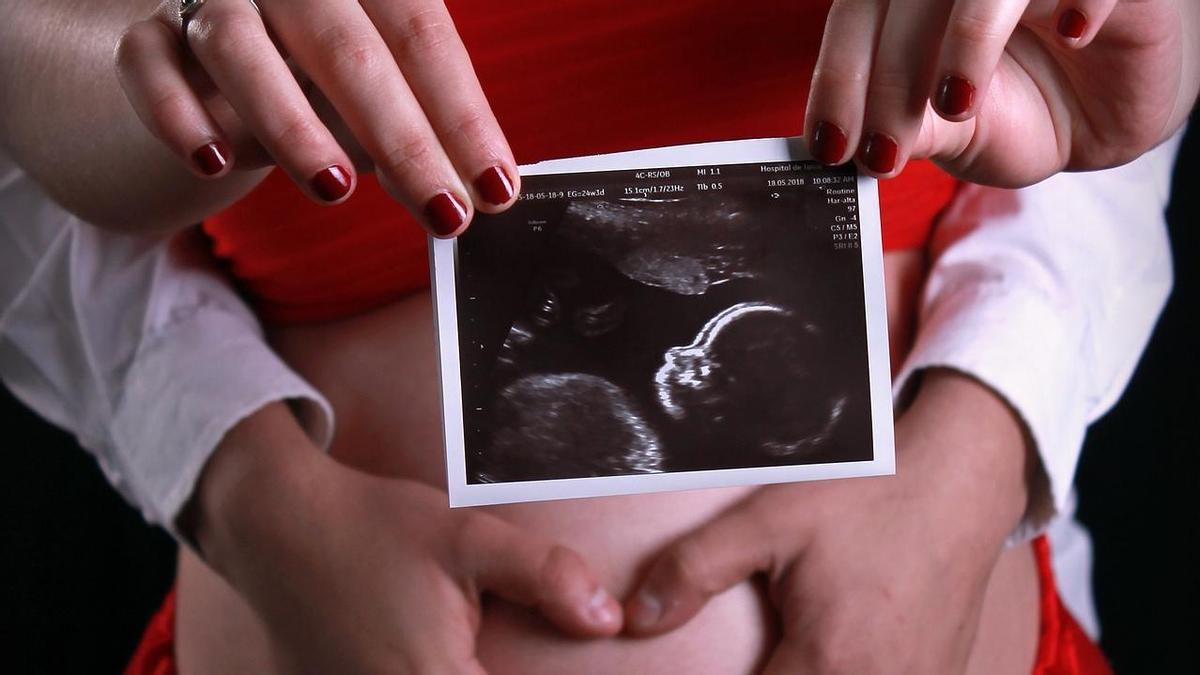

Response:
(0, 133), (1182, 637)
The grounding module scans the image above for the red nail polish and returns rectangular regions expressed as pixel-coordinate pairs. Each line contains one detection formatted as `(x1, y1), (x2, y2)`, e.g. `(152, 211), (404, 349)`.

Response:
(425, 192), (468, 237)
(811, 121), (848, 165)
(475, 165), (515, 205)
(860, 132), (898, 175)
(191, 141), (229, 176)
(312, 165), (352, 203)
(935, 75), (976, 117)
(1058, 9), (1087, 39)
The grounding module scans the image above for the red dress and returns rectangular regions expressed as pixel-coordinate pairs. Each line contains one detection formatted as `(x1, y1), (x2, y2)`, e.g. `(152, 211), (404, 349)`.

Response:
(127, 1), (1109, 672)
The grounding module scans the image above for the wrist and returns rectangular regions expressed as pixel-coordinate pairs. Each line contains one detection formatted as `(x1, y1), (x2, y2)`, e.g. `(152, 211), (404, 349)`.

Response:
(896, 368), (1034, 551)
(181, 401), (329, 580)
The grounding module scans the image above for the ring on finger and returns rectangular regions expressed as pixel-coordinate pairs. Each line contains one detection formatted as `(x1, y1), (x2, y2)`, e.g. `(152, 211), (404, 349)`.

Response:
(180, 0), (262, 51)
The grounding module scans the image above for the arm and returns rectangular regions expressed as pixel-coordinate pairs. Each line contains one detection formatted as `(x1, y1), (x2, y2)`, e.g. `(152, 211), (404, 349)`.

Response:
(0, 1), (270, 233)
(0, 148), (330, 537)
(895, 127), (1181, 541)
(1, 150), (624, 669)
(0, 0), (520, 237)
(619, 132), (1182, 671)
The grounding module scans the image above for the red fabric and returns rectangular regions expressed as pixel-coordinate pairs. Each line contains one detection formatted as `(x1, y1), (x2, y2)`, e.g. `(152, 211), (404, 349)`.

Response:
(126, 536), (1109, 674)
(1031, 537), (1115, 675)
(123, 589), (176, 675)
(203, 0), (958, 326)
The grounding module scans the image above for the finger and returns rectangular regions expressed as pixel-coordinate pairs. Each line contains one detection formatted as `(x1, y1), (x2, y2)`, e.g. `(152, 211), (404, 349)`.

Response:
(857, 0), (955, 178)
(1051, 0), (1120, 48)
(805, 0), (889, 166)
(623, 499), (778, 637)
(931, 0), (1029, 121)
(262, 0), (473, 237)
(185, 0), (357, 204)
(116, 18), (233, 178)
(459, 512), (622, 638)
(364, 1), (519, 212)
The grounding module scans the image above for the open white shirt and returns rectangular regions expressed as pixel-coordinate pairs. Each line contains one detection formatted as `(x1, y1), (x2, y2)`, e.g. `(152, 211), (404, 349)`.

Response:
(0, 133), (1182, 638)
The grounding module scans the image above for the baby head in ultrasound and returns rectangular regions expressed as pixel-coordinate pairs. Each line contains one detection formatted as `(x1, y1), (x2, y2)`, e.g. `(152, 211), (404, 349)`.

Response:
(655, 303), (848, 465)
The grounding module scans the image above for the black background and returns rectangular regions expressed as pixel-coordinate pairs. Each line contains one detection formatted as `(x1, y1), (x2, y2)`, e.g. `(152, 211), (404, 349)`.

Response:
(1, 126), (1196, 673)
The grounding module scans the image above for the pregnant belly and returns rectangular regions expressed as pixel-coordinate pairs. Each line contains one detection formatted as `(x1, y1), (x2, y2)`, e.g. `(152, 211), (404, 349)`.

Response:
(268, 291), (778, 674)
(177, 250), (1033, 674)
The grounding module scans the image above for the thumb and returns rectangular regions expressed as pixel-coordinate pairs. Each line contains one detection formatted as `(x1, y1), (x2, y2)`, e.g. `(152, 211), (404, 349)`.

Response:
(624, 498), (778, 637)
(462, 513), (623, 638)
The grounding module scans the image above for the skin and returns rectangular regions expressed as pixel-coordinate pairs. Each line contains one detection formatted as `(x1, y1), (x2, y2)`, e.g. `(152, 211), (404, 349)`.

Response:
(0, 1), (266, 233)
(179, 256), (1040, 674)
(0, 1), (1196, 233)
(805, 0), (1200, 185)
(186, 401), (624, 675)
(623, 371), (1038, 674)
(2, 0), (1189, 670)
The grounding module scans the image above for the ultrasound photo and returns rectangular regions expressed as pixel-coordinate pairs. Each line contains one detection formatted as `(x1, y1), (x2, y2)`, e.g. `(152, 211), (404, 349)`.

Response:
(432, 138), (894, 506)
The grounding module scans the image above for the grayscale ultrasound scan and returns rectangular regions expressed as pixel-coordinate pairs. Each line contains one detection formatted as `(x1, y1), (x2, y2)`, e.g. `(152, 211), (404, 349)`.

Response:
(448, 152), (881, 491)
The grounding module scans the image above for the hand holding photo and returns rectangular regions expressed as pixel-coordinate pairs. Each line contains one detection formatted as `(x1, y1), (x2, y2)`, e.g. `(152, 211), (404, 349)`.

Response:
(431, 137), (894, 506)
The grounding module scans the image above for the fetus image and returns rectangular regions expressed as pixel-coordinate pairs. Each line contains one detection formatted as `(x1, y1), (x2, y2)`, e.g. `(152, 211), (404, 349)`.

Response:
(458, 170), (872, 484)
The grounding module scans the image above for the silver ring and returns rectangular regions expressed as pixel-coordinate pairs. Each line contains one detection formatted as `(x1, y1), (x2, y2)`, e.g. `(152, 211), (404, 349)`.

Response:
(180, 0), (261, 51)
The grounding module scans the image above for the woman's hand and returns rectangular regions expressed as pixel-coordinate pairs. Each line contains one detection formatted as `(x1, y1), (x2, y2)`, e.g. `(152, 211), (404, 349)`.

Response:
(806, 0), (1199, 186)
(621, 371), (1034, 674)
(116, 0), (519, 237)
(188, 402), (622, 674)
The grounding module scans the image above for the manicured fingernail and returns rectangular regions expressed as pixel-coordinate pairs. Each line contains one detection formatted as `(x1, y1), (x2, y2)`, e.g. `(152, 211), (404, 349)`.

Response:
(586, 587), (616, 626)
(191, 141), (229, 176)
(475, 165), (515, 205)
(425, 191), (468, 237)
(811, 121), (848, 165)
(629, 589), (663, 629)
(935, 75), (976, 117)
(860, 132), (899, 175)
(1058, 9), (1087, 40)
(311, 165), (351, 203)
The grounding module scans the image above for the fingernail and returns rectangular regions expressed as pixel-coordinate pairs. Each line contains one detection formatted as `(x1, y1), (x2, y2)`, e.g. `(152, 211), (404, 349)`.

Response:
(629, 589), (663, 629)
(191, 141), (229, 176)
(586, 587), (616, 626)
(475, 165), (515, 205)
(935, 75), (976, 117)
(1058, 9), (1087, 40)
(425, 191), (468, 237)
(860, 132), (899, 175)
(311, 165), (352, 203)
(811, 121), (848, 165)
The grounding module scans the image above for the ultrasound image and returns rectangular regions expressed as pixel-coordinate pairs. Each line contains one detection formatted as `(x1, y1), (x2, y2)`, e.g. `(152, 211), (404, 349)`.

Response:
(457, 161), (872, 484)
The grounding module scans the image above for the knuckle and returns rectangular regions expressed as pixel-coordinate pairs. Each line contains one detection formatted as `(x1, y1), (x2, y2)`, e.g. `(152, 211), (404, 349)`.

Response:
(392, 8), (460, 61)
(812, 62), (870, 91)
(310, 23), (388, 78)
(270, 112), (324, 153)
(947, 12), (1007, 50)
(537, 545), (581, 596)
(198, 13), (268, 68)
(664, 538), (717, 594)
(868, 66), (912, 97)
(828, 0), (878, 25)
(443, 106), (493, 143)
(147, 90), (193, 133)
(114, 22), (154, 71)
(377, 134), (437, 182)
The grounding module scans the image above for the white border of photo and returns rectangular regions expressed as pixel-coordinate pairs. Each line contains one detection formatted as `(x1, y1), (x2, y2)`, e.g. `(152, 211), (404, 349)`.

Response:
(430, 137), (894, 507)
